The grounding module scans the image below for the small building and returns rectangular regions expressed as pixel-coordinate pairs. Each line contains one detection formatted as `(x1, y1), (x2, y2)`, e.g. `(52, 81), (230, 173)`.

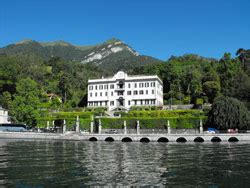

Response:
(87, 71), (163, 111)
(0, 106), (10, 124)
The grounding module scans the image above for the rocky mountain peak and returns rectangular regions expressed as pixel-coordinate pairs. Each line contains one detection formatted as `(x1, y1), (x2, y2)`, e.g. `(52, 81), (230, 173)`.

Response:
(81, 38), (139, 64)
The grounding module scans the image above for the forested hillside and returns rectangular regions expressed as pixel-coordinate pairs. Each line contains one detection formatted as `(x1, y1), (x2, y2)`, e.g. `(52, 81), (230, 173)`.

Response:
(0, 39), (249, 126)
(0, 38), (162, 73)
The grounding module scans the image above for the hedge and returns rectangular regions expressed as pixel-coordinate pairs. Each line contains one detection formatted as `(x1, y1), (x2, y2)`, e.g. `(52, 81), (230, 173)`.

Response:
(36, 118), (91, 130)
(100, 117), (205, 129)
(125, 109), (204, 118)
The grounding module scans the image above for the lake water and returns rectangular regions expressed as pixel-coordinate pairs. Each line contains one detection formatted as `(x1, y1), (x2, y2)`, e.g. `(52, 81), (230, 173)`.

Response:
(0, 139), (250, 187)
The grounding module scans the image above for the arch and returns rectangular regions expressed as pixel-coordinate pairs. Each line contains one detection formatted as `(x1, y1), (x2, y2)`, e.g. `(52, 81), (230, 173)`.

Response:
(211, 137), (221, 142)
(89, 137), (97, 141)
(194, 137), (204, 143)
(105, 137), (114, 142)
(121, 137), (133, 142)
(228, 137), (239, 142)
(176, 137), (187, 143)
(140, 137), (150, 143)
(157, 137), (169, 143)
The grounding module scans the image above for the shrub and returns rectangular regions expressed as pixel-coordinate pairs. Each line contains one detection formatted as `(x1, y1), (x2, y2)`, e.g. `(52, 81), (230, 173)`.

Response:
(207, 96), (249, 130)
(99, 117), (202, 129)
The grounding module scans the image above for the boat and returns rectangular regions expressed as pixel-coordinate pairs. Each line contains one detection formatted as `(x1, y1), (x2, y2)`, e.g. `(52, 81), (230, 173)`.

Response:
(0, 123), (28, 132)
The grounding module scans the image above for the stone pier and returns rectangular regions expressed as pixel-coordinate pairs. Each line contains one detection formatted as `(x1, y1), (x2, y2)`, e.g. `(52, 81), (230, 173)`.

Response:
(1, 132), (250, 143)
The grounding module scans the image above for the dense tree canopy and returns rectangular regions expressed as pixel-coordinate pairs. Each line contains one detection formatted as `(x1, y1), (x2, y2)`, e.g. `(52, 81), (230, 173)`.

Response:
(11, 78), (40, 126)
(0, 49), (249, 126)
(207, 96), (249, 130)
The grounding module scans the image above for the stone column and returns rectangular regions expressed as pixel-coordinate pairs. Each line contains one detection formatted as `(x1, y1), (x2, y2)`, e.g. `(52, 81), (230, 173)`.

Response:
(46, 121), (50, 130)
(136, 120), (140, 135)
(98, 119), (102, 134)
(199, 119), (203, 134)
(63, 119), (66, 134)
(75, 116), (80, 133)
(167, 120), (171, 134)
(124, 120), (127, 134)
(52, 120), (55, 129)
(90, 122), (94, 134)
(90, 115), (94, 133)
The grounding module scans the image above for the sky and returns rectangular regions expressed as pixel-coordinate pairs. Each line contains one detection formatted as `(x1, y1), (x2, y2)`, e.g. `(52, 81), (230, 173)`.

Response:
(0, 0), (249, 60)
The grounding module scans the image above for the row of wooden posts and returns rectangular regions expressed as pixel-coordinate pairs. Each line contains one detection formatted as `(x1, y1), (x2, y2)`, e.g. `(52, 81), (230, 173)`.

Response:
(46, 116), (204, 134)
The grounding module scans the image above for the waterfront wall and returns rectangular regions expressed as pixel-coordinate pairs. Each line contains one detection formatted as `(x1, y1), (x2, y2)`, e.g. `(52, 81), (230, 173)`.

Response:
(0, 132), (250, 142)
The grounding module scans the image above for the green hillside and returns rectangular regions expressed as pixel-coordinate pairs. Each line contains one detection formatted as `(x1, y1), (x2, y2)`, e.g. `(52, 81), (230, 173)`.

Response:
(0, 38), (162, 72)
(0, 39), (249, 128)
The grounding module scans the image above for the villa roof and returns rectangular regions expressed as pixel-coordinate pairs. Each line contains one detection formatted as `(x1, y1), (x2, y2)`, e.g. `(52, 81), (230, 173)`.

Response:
(88, 71), (162, 84)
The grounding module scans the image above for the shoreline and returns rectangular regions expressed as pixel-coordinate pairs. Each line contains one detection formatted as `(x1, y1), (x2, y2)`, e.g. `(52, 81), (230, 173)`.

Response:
(0, 132), (250, 142)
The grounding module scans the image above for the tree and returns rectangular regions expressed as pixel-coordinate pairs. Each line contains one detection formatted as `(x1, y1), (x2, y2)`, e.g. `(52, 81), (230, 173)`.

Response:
(202, 81), (221, 103)
(236, 48), (247, 70)
(58, 72), (71, 103)
(0, 91), (12, 109)
(231, 71), (250, 107)
(217, 53), (241, 96)
(207, 96), (249, 130)
(12, 78), (40, 126)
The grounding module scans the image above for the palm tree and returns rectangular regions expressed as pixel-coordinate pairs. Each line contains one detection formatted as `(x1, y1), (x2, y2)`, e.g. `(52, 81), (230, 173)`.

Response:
(236, 48), (247, 70)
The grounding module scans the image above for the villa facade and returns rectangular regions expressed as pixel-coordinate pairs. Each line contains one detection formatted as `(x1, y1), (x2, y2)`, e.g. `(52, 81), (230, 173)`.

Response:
(87, 71), (163, 111)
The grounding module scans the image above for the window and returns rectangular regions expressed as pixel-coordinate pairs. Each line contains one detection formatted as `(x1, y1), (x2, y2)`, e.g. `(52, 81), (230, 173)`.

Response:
(151, 100), (155, 105)
(118, 91), (123, 96)
(128, 83), (131, 88)
(128, 100), (130, 105)
(95, 85), (98, 90)
(146, 83), (149, 87)
(139, 90), (144, 95)
(134, 100), (137, 105)
(95, 92), (97, 97)
(140, 100), (143, 105)
(110, 84), (114, 89)
(104, 85), (108, 89)
(134, 90), (138, 95)
(127, 91), (131, 95)
(139, 83), (144, 88)
(151, 82), (155, 87)
(152, 90), (154, 94)
(110, 101), (114, 106)
(105, 92), (108, 96)
(94, 102), (98, 106)
(111, 92), (113, 96)
(100, 92), (102, 97)
(90, 93), (92, 97)
(134, 83), (137, 88)
(99, 85), (103, 90)
(89, 86), (93, 90)
(146, 90), (148, 94)
(105, 101), (108, 106)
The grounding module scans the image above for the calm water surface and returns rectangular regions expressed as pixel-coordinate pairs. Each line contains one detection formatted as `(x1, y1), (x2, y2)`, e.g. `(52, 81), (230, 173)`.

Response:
(0, 139), (250, 187)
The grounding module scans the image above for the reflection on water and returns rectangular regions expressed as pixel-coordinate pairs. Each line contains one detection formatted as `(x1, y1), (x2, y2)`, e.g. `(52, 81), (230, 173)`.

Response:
(0, 139), (250, 187)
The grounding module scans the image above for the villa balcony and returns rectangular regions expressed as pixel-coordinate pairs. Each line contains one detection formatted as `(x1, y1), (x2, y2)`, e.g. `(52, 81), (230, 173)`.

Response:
(115, 87), (125, 91)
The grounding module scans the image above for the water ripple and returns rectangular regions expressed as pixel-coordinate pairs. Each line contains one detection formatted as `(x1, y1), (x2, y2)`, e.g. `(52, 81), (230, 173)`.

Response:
(0, 140), (250, 186)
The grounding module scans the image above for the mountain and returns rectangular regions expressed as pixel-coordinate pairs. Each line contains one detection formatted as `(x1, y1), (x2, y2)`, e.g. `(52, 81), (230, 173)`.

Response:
(0, 38), (163, 72)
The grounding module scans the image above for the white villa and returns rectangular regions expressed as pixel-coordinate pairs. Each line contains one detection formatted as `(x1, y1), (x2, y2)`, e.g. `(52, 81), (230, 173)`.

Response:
(87, 71), (163, 111)
(0, 106), (10, 124)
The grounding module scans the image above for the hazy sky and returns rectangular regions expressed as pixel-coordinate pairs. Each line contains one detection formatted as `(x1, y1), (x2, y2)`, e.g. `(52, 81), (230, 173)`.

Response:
(1, 0), (249, 60)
